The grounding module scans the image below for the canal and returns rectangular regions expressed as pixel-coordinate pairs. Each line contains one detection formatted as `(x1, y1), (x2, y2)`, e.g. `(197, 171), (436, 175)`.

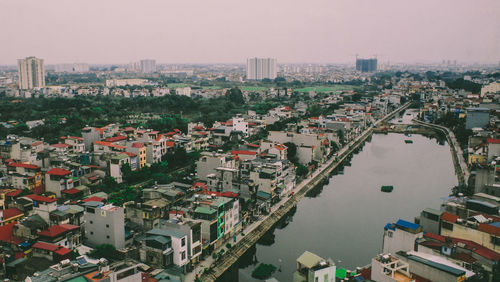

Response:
(221, 132), (458, 281)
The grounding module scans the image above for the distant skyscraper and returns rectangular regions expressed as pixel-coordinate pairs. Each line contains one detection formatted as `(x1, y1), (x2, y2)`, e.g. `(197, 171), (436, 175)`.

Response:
(246, 58), (277, 80)
(355, 58), (377, 72)
(140, 59), (156, 73)
(17, 56), (45, 89)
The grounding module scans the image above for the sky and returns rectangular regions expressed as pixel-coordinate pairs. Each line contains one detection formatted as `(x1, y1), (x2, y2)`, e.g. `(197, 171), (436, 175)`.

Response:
(1, 0), (499, 65)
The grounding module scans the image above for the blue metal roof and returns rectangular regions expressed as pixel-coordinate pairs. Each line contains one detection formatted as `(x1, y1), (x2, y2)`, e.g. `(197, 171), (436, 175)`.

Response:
(490, 222), (500, 228)
(395, 219), (420, 231)
(384, 223), (395, 231)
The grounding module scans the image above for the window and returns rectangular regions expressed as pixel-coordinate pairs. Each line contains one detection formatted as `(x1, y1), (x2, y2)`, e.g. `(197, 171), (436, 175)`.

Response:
(442, 221), (454, 231)
(181, 251), (186, 260)
(491, 236), (500, 246)
(106, 235), (110, 239)
(387, 231), (393, 238)
(90, 220), (93, 224)
(181, 238), (186, 247)
(324, 274), (328, 282)
(90, 231), (94, 235)
(106, 224), (109, 228)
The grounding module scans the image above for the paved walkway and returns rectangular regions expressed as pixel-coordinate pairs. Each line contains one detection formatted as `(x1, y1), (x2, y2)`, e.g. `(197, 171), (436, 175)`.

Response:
(188, 103), (411, 281)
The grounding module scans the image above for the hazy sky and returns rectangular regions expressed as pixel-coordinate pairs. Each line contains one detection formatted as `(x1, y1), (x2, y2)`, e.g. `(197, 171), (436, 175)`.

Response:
(1, 0), (499, 65)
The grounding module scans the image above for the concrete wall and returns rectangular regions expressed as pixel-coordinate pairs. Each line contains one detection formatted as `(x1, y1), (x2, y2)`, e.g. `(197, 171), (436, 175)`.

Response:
(84, 205), (125, 249)
(441, 222), (500, 252)
(383, 228), (422, 255)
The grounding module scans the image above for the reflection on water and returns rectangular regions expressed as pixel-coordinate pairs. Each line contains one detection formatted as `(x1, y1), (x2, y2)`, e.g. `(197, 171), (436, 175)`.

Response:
(218, 133), (457, 282)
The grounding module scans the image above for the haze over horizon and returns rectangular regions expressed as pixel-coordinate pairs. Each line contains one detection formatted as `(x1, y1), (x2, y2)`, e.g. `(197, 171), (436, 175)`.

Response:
(1, 0), (499, 65)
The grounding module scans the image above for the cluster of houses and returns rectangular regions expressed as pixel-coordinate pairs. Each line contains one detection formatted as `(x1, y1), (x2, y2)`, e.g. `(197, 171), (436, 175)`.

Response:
(0, 93), (394, 281)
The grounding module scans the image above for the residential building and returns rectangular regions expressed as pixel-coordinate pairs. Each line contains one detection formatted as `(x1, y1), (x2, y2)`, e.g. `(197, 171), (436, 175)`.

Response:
(138, 228), (189, 272)
(481, 81), (500, 97)
(140, 59), (156, 73)
(31, 241), (73, 262)
(125, 198), (170, 229)
(419, 208), (442, 235)
(105, 78), (148, 87)
(371, 253), (413, 282)
(159, 219), (203, 267)
(45, 168), (74, 197)
(293, 251), (335, 282)
(395, 251), (470, 282)
(81, 127), (101, 152)
(37, 224), (81, 249)
(7, 162), (43, 193)
(383, 219), (424, 255)
(197, 152), (233, 181)
(84, 203), (125, 249)
(109, 153), (129, 183)
(0, 207), (24, 226)
(356, 58), (377, 72)
(246, 57), (277, 80)
(22, 194), (57, 223)
(440, 212), (500, 252)
(18, 56), (45, 89)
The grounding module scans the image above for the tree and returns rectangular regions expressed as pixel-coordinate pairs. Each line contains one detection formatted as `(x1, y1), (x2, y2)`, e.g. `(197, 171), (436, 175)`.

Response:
(284, 142), (298, 164)
(296, 165), (309, 177)
(88, 244), (118, 261)
(226, 87), (245, 105)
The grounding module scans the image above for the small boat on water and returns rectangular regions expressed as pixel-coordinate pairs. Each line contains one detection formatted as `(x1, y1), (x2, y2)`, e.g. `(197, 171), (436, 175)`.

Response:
(381, 185), (394, 192)
(404, 140), (413, 144)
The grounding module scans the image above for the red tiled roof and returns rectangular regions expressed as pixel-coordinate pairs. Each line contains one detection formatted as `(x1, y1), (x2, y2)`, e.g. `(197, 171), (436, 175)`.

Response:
(8, 162), (40, 170)
(54, 247), (72, 256)
(33, 241), (59, 252)
(5, 189), (22, 197)
(441, 212), (458, 223)
(424, 232), (500, 261)
(24, 194), (57, 203)
(166, 141), (175, 148)
(31, 141), (43, 146)
(94, 141), (127, 149)
(132, 142), (144, 148)
(274, 144), (287, 151)
(1, 207), (23, 220)
(51, 143), (71, 148)
(0, 223), (20, 243)
(61, 188), (81, 195)
(487, 138), (500, 144)
(231, 150), (257, 156)
(68, 136), (83, 141)
(46, 168), (72, 176)
(168, 210), (184, 215)
(104, 135), (127, 142)
(247, 143), (260, 148)
(82, 196), (104, 203)
(478, 223), (500, 236)
(38, 224), (79, 238)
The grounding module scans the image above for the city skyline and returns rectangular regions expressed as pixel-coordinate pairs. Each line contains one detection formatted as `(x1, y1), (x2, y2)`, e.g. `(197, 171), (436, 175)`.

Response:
(1, 0), (499, 65)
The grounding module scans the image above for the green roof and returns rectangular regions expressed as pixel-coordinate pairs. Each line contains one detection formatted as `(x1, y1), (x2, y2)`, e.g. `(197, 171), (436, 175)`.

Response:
(195, 206), (217, 215)
(66, 277), (87, 282)
(336, 268), (347, 279)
